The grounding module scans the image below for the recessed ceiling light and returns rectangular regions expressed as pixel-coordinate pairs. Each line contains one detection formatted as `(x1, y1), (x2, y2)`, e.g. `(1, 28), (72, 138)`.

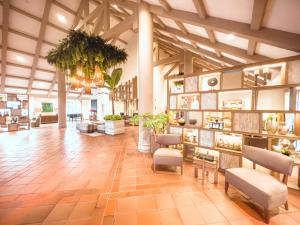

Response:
(57, 13), (67, 24)
(227, 33), (235, 40)
(16, 56), (25, 63)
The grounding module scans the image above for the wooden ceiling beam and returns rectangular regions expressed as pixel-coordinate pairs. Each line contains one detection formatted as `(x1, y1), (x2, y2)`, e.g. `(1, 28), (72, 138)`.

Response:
(102, 14), (136, 40)
(28, 0), (53, 94)
(0, 0), (9, 93)
(48, 73), (57, 97)
(248, 0), (268, 55)
(163, 63), (179, 78)
(153, 54), (183, 67)
(2, 61), (55, 74)
(148, 3), (300, 52)
(192, 0), (222, 59)
(75, 4), (103, 30)
(154, 24), (270, 62)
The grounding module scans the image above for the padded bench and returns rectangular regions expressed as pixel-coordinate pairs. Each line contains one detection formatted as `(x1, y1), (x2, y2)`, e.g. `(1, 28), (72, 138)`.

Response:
(225, 145), (293, 223)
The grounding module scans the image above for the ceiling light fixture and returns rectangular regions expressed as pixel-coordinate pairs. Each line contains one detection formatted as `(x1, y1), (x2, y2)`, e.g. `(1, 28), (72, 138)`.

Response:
(57, 13), (67, 24)
(112, 4), (118, 9)
(16, 56), (25, 63)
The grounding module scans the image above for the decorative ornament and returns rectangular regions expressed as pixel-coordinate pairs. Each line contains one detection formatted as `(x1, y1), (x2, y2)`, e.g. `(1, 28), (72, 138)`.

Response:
(207, 78), (218, 89)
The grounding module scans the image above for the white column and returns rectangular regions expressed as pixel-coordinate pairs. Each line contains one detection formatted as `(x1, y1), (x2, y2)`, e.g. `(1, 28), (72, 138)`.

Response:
(138, 2), (153, 152)
(184, 50), (193, 75)
(57, 70), (66, 128)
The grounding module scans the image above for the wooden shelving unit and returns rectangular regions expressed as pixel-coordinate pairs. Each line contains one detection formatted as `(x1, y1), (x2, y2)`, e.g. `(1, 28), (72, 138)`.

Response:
(0, 93), (30, 133)
(166, 55), (300, 170)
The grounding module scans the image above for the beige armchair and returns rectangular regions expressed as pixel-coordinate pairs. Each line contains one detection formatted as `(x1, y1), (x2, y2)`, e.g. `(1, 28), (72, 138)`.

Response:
(153, 134), (183, 175)
(225, 145), (294, 223)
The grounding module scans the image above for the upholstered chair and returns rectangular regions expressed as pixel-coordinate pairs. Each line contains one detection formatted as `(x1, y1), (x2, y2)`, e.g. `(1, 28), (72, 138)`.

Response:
(153, 134), (183, 175)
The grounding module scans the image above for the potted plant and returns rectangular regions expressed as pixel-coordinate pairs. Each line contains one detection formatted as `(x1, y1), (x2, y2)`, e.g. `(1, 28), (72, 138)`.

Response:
(129, 114), (139, 126)
(103, 68), (123, 115)
(103, 114), (124, 135)
(139, 113), (170, 153)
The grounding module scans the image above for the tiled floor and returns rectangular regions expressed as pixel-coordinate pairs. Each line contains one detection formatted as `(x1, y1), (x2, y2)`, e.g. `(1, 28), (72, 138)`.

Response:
(0, 124), (300, 225)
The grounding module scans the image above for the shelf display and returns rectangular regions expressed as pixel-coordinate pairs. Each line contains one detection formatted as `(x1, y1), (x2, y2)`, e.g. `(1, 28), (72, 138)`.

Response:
(169, 95), (177, 110)
(166, 56), (300, 163)
(184, 76), (198, 92)
(215, 132), (242, 151)
(203, 112), (231, 130)
(169, 111), (185, 126)
(200, 73), (220, 91)
(262, 113), (295, 136)
(169, 79), (184, 94)
(218, 90), (252, 110)
(183, 128), (199, 145)
(201, 93), (217, 110)
(222, 69), (242, 90)
(257, 88), (290, 111)
(199, 130), (214, 148)
(0, 93), (29, 133)
(288, 60), (300, 84)
(177, 94), (200, 110)
(243, 62), (285, 87)
(187, 111), (202, 126)
(233, 113), (260, 134)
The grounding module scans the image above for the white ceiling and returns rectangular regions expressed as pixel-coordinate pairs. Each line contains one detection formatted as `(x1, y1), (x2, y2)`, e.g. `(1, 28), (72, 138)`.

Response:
(0, 0), (299, 97)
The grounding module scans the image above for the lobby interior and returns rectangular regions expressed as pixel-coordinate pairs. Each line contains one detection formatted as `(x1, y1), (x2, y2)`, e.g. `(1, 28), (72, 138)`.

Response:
(1, 0), (300, 225)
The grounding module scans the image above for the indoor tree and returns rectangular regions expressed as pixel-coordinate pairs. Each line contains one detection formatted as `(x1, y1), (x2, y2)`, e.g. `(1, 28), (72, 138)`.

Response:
(103, 68), (123, 115)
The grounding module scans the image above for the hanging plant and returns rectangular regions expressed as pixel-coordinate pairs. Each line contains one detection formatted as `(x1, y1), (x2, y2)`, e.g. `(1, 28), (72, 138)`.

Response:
(46, 30), (127, 79)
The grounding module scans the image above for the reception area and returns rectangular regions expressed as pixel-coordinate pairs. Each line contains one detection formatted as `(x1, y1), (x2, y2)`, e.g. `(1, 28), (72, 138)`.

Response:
(1, 0), (300, 225)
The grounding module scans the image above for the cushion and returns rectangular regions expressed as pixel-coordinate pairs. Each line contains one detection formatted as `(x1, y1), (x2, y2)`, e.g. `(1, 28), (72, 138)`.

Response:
(226, 168), (287, 209)
(153, 148), (183, 166)
(154, 148), (182, 158)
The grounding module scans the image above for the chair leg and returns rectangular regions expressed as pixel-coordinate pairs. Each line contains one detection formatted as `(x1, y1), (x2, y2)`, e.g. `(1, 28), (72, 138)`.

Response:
(181, 166), (183, 175)
(153, 163), (156, 173)
(225, 181), (229, 193)
(284, 201), (289, 210)
(264, 209), (270, 224)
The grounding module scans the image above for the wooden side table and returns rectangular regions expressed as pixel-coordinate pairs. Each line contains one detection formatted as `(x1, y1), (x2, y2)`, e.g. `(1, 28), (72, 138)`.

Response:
(193, 157), (219, 184)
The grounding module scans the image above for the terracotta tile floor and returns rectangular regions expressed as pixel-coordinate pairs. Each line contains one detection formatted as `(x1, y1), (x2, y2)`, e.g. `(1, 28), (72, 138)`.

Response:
(0, 124), (300, 225)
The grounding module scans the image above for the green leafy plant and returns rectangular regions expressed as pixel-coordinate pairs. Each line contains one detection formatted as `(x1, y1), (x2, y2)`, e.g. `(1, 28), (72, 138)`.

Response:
(103, 68), (123, 114)
(141, 113), (170, 134)
(174, 80), (184, 86)
(104, 115), (122, 121)
(129, 114), (139, 126)
(46, 30), (127, 79)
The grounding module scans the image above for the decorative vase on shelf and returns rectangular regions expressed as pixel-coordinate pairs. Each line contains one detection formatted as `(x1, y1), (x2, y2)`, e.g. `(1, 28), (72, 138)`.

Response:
(278, 122), (289, 135)
(266, 119), (278, 134)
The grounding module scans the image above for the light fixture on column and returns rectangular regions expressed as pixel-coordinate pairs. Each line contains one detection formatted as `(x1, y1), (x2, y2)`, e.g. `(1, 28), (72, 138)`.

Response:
(262, 67), (271, 85)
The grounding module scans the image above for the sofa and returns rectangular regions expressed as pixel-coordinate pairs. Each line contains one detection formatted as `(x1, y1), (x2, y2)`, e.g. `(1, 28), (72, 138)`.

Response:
(225, 145), (293, 223)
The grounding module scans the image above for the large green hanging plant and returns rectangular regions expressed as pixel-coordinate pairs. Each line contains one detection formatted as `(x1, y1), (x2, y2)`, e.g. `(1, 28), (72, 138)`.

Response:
(46, 30), (127, 79)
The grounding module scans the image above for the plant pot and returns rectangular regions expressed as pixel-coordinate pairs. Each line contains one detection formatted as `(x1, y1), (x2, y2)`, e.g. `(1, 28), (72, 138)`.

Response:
(104, 120), (125, 135)
(266, 120), (278, 135)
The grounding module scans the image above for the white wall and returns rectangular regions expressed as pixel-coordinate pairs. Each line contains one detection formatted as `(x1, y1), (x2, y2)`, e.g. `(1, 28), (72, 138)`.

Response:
(30, 97), (58, 117)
